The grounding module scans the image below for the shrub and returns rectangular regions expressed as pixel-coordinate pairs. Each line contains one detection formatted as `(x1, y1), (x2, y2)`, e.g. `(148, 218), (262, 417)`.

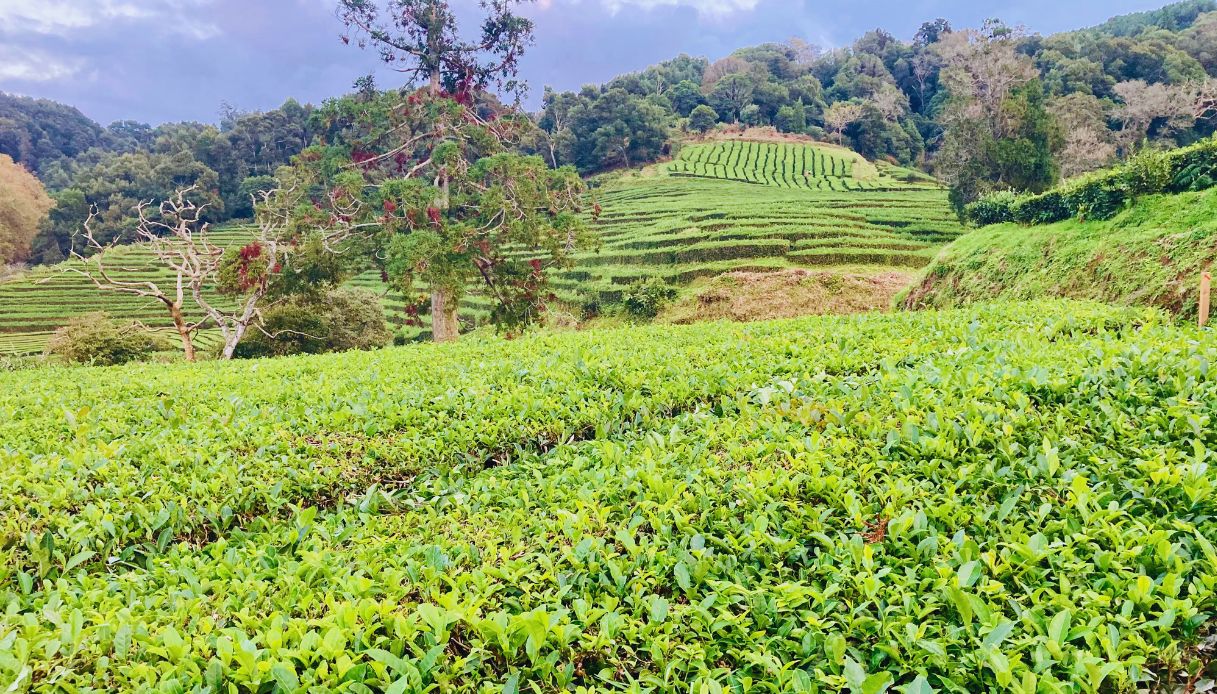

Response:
(234, 287), (393, 358)
(1010, 189), (1069, 225)
(966, 135), (1217, 226)
(46, 312), (170, 366)
(622, 277), (678, 320)
(964, 191), (1018, 226)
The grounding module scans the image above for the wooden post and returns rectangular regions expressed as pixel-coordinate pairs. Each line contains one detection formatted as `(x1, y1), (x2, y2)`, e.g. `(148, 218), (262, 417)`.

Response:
(1201, 271), (1212, 328)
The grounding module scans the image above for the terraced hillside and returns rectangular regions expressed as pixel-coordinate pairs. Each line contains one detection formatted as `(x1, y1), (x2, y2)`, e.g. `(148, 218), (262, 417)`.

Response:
(667, 140), (936, 191)
(0, 140), (963, 354)
(555, 168), (962, 304)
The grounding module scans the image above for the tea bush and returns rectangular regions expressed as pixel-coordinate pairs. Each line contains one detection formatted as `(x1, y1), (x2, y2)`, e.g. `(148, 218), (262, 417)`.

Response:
(1, 301), (1214, 691)
(966, 135), (1217, 226)
(44, 311), (171, 365)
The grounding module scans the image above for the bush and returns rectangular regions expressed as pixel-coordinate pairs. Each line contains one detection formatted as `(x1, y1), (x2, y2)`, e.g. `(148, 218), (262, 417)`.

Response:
(622, 277), (678, 320)
(964, 191), (1018, 226)
(46, 312), (170, 366)
(234, 287), (393, 358)
(965, 135), (1217, 226)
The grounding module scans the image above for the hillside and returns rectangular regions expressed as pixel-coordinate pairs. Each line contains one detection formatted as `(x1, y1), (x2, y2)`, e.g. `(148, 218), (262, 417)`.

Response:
(904, 187), (1217, 315)
(3, 301), (1215, 690)
(0, 139), (962, 355)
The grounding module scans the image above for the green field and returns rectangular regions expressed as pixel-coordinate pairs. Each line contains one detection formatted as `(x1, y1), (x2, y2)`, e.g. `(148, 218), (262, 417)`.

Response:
(666, 141), (935, 192)
(0, 141), (962, 355)
(1, 301), (1214, 690)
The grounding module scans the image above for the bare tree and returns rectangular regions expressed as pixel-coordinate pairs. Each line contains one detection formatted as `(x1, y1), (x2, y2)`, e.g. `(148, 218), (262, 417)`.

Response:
(823, 101), (866, 145)
(1113, 80), (1192, 153)
(786, 37), (821, 67)
(701, 57), (750, 92)
(909, 52), (939, 111)
(933, 28), (1038, 136)
(1050, 93), (1117, 179)
(69, 184), (357, 361)
(870, 84), (908, 122)
(70, 187), (217, 362)
(1189, 78), (1217, 122)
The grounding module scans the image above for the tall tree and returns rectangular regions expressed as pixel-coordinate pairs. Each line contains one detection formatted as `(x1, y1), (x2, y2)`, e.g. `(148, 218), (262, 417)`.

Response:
(331, 0), (595, 342)
(933, 26), (1061, 210)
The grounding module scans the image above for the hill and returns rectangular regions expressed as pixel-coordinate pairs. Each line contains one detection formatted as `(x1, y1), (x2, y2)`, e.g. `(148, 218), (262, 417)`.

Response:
(2, 300), (1214, 690)
(905, 183), (1217, 316)
(0, 138), (962, 354)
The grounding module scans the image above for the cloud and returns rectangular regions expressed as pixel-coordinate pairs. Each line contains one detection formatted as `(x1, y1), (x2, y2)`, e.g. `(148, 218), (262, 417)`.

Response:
(0, 0), (217, 38)
(596, 0), (761, 17)
(0, 46), (83, 82)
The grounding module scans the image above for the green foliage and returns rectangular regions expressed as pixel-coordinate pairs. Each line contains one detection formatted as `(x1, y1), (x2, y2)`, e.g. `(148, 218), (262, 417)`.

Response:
(966, 136), (1217, 226)
(910, 185), (1217, 316)
(44, 312), (170, 365)
(621, 277), (677, 319)
(688, 105), (719, 134)
(1, 302), (1214, 690)
(774, 101), (808, 134)
(233, 287), (392, 358)
(0, 93), (103, 174)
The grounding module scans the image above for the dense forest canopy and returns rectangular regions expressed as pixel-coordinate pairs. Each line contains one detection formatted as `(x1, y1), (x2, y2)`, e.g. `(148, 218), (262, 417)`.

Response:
(2, 0), (1216, 265)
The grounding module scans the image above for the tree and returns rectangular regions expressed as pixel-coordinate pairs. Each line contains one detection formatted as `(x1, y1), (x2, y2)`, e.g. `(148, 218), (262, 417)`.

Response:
(337, 0), (534, 100)
(701, 57), (750, 91)
(331, 0), (595, 343)
(68, 184), (353, 361)
(914, 18), (952, 47)
(0, 154), (53, 264)
(688, 105), (719, 134)
(1113, 80), (1193, 152)
(823, 101), (866, 144)
(670, 80), (704, 116)
(774, 102), (807, 133)
(710, 73), (755, 123)
(932, 27), (1059, 209)
(1050, 93), (1117, 178)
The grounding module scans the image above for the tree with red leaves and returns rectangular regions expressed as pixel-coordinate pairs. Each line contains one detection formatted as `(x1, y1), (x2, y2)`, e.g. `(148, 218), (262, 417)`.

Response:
(305, 0), (595, 342)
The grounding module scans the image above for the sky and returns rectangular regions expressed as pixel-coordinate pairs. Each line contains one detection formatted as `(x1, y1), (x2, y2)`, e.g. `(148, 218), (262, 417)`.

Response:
(0, 0), (1177, 125)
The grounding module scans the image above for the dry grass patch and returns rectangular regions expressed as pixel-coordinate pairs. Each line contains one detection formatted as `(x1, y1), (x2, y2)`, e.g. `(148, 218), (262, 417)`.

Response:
(660, 268), (913, 324)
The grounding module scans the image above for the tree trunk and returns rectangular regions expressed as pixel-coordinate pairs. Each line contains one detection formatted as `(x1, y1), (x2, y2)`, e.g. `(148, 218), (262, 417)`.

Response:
(169, 304), (196, 362)
(220, 326), (246, 360)
(430, 287), (460, 343)
(429, 69), (441, 96)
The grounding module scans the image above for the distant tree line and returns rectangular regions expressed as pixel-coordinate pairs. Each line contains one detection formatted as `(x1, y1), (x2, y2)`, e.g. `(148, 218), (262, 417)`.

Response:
(532, 0), (1217, 212)
(0, 93), (316, 264)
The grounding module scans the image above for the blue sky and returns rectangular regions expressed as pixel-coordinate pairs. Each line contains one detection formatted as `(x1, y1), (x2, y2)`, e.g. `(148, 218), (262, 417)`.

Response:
(0, 0), (1174, 125)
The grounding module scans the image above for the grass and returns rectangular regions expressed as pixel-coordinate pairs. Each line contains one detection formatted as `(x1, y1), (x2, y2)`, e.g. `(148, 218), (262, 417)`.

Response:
(903, 187), (1217, 316)
(1, 301), (1214, 690)
(659, 269), (914, 324)
(0, 142), (963, 355)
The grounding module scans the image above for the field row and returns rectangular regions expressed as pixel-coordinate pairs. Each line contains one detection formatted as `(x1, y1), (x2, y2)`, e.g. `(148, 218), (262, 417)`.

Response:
(1, 302), (1213, 690)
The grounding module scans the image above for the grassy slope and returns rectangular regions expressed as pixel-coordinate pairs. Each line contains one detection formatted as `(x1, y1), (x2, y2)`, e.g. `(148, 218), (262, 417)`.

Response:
(1, 301), (1215, 690)
(0, 140), (963, 355)
(904, 187), (1217, 316)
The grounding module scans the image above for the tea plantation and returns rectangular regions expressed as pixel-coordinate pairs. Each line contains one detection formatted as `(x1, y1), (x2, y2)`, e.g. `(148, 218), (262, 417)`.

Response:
(0, 140), (963, 354)
(666, 141), (935, 192)
(1, 300), (1215, 691)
